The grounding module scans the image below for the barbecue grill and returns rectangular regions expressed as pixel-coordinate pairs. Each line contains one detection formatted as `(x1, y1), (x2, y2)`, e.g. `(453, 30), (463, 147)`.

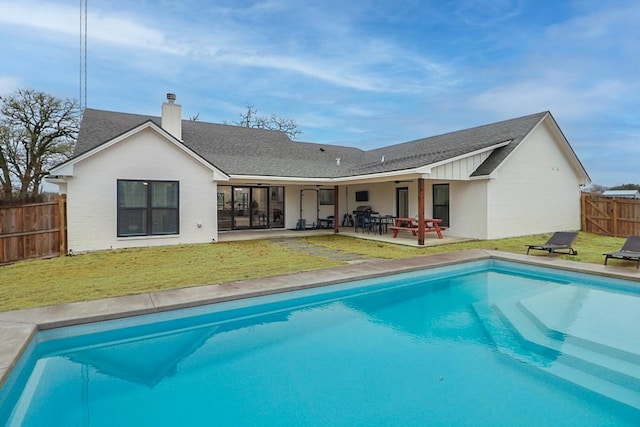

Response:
(352, 205), (376, 215)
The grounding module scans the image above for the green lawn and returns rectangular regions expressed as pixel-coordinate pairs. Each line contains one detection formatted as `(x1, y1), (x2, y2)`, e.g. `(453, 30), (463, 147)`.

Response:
(0, 232), (630, 312)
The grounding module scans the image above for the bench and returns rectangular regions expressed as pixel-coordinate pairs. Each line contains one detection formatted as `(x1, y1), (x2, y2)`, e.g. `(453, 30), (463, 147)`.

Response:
(388, 225), (418, 237)
(389, 218), (447, 239)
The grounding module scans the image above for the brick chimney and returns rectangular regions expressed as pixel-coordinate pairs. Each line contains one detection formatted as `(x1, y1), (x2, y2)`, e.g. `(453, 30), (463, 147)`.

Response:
(161, 93), (182, 140)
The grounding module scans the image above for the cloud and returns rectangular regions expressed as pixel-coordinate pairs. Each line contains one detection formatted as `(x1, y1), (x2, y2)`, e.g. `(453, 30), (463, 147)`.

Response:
(182, 9), (456, 95)
(0, 0), (457, 95)
(3, 0), (465, 99)
(0, 76), (22, 94)
(0, 0), (183, 54)
(2, 0), (637, 187)
(452, 0), (525, 26)
(546, 2), (640, 49)
(469, 78), (626, 120)
(461, 1), (640, 126)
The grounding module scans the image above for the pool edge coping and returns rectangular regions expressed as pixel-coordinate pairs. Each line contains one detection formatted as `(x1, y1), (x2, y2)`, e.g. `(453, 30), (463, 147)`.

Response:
(1, 249), (639, 389)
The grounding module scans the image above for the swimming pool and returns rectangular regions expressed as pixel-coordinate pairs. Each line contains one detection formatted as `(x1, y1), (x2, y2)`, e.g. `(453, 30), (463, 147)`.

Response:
(1, 257), (639, 426)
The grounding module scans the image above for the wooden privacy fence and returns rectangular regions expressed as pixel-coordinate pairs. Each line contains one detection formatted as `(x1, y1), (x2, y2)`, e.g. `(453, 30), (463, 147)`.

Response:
(581, 192), (640, 237)
(1, 193), (637, 263)
(0, 195), (67, 264)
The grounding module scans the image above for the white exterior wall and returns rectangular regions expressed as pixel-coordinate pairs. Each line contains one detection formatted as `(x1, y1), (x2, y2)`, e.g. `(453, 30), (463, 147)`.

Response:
(449, 180), (489, 239)
(285, 186), (307, 228)
(65, 129), (218, 252)
(342, 183), (405, 217)
(356, 182), (397, 216)
(285, 183), (420, 229)
(485, 123), (583, 239)
(264, 125), (581, 241)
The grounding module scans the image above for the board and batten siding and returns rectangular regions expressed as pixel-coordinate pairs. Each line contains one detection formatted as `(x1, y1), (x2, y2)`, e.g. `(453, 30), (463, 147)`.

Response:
(429, 151), (492, 181)
(485, 122), (583, 239)
(65, 128), (218, 252)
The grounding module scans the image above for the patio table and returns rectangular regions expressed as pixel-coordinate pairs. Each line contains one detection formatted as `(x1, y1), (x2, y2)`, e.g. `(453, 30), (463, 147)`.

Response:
(368, 215), (395, 235)
(388, 217), (446, 239)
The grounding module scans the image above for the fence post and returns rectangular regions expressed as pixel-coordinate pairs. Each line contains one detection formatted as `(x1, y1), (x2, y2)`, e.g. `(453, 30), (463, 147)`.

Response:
(580, 192), (586, 231)
(612, 198), (618, 237)
(58, 194), (68, 256)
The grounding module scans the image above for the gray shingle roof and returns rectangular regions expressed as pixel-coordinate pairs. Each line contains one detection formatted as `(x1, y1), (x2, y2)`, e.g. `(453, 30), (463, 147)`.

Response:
(73, 108), (549, 179)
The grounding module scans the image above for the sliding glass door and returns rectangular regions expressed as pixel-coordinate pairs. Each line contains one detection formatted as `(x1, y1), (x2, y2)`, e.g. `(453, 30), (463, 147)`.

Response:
(251, 187), (268, 228)
(217, 185), (284, 230)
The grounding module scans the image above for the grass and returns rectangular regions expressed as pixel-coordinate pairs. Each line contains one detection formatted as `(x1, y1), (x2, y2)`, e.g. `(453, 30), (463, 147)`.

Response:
(0, 232), (631, 312)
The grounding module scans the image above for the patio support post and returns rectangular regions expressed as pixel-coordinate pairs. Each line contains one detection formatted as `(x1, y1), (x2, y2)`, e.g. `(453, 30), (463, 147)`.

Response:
(333, 185), (339, 233)
(418, 178), (425, 245)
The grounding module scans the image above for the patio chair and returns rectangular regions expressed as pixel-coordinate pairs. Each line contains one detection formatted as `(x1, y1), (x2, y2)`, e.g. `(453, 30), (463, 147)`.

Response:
(526, 231), (578, 256)
(354, 211), (371, 233)
(603, 236), (640, 268)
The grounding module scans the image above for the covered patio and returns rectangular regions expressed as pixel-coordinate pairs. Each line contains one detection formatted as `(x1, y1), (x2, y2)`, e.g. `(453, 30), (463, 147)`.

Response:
(219, 175), (454, 247)
(216, 226), (473, 247)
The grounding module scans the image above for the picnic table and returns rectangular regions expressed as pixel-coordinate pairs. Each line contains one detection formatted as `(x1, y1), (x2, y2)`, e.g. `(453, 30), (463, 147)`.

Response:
(388, 217), (446, 239)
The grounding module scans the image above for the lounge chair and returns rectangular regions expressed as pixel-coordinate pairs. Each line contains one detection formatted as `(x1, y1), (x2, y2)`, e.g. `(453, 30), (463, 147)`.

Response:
(526, 232), (578, 256)
(603, 236), (640, 268)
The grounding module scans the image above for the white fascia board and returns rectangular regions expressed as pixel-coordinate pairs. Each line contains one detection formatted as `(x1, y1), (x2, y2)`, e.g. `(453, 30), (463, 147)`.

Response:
(230, 169), (424, 185)
(486, 114), (589, 184)
(48, 121), (230, 181)
(485, 115), (544, 181)
(337, 169), (424, 183)
(49, 162), (75, 176)
(544, 116), (591, 184)
(49, 122), (159, 175)
(44, 175), (69, 184)
(469, 174), (492, 181)
(228, 175), (335, 185)
(213, 170), (230, 181)
(140, 123), (230, 180)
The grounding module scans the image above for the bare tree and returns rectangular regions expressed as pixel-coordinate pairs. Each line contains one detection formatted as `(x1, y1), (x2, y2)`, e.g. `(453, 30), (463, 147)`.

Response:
(0, 125), (14, 198)
(230, 104), (301, 139)
(583, 183), (607, 194)
(0, 89), (80, 199)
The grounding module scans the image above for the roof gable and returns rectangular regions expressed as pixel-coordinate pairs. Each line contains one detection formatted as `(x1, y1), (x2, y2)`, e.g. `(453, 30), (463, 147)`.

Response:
(470, 112), (589, 183)
(50, 119), (229, 180)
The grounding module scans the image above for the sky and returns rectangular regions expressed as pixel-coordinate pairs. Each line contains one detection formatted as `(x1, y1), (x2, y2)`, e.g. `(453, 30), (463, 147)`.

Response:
(0, 0), (638, 187)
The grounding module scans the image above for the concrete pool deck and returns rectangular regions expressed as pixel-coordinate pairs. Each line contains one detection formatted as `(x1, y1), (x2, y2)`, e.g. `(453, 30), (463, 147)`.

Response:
(1, 249), (639, 389)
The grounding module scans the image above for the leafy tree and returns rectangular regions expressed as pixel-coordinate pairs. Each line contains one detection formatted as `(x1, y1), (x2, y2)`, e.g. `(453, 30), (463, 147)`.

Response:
(610, 183), (640, 191)
(0, 89), (80, 199)
(229, 104), (301, 139)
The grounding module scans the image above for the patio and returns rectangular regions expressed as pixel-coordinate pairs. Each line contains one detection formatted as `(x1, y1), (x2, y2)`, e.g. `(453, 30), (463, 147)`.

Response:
(216, 226), (473, 247)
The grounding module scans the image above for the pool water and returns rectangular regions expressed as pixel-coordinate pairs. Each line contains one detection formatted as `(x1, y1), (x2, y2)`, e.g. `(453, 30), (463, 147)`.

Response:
(1, 260), (639, 426)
